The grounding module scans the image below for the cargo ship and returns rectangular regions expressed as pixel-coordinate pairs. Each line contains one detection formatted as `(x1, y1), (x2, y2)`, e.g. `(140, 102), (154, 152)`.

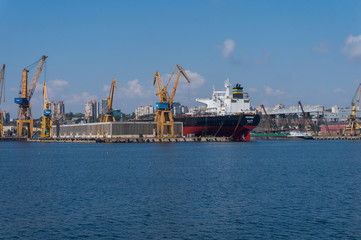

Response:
(174, 79), (260, 141)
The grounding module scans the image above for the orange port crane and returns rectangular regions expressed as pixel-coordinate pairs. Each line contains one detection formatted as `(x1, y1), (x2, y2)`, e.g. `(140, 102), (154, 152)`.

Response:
(153, 64), (190, 137)
(40, 80), (52, 137)
(0, 64), (5, 137)
(342, 83), (361, 136)
(15, 55), (47, 137)
(100, 78), (117, 122)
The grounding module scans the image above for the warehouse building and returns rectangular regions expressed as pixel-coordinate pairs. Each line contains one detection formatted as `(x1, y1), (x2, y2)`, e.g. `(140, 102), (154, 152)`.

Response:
(52, 122), (183, 138)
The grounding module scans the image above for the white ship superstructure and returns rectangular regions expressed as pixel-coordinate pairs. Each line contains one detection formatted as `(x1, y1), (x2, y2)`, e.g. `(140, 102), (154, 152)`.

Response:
(196, 79), (253, 116)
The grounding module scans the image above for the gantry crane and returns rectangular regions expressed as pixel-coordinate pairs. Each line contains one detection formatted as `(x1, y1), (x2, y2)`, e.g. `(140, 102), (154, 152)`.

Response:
(153, 65), (190, 137)
(0, 64), (5, 137)
(40, 80), (52, 138)
(100, 78), (117, 122)
(15, 55), (47, 138)
(342, 83), (361, 136)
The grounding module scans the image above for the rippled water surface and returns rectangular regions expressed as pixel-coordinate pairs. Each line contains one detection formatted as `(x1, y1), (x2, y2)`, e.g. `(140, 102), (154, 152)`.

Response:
(0, 140), (361, 239)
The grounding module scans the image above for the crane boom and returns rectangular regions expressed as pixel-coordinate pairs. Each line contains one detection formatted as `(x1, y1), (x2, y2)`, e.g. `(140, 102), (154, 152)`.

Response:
(153, 71), (168, 103)
(28, 55), (47, 101)
(0, 64), (4, 104)
(168, 65), (190, 107)
(108, 78), (117, 112)
(153, 71), (163, 101)
(43, 81), (49, 110)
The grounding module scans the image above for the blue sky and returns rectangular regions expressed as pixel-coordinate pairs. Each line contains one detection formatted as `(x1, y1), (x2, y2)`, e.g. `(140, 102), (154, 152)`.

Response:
(1, 0), (361, 118)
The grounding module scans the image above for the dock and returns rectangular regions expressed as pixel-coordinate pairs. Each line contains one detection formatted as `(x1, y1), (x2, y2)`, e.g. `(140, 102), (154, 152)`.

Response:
(21, 136), (234, 143)
(252, 134), (361, 141)
(313, 135), (361, 140)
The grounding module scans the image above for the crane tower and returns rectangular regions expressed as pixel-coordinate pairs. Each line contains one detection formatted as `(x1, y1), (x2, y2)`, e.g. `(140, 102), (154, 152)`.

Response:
(100, 78), (117, 122)
(15, 55), (47, 138)
(153, 65), (190, 137)
(40, 80), (52, 137)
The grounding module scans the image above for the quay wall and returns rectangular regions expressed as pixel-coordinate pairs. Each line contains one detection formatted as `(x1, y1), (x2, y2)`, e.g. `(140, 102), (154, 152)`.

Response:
(52, 122), (183, 138)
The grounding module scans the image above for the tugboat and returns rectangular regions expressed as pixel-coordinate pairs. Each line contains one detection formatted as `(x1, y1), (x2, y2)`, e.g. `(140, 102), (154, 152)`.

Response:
(174, 79), (260, 142)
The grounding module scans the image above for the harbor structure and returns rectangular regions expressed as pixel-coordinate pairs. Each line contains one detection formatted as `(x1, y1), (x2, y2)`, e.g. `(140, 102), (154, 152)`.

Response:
(53, 121), (183, 139)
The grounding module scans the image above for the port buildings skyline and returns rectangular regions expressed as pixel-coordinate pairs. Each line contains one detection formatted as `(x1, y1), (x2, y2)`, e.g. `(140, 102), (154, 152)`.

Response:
(50, 101), (65, 121)
(135, 103), (189, 119)
(1, 1), (361, 118)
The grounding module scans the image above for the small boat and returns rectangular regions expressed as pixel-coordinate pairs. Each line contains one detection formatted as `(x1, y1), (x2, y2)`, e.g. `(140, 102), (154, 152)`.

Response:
(287, 131), (313, 139)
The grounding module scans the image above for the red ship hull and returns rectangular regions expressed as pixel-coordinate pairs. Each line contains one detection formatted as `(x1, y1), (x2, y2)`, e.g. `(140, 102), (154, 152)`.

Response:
(174, 114), (260, 142)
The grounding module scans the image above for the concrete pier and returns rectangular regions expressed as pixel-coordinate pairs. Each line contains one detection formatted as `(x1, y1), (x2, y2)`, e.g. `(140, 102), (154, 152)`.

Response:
(313, 135), (361, 140)
(24, 136), (233, 143)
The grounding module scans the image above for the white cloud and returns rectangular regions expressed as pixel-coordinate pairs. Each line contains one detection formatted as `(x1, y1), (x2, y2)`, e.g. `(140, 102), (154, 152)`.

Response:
(66, 92), (98, 105)
(264, 86), (284, 96)
(44, 79), (70, 98)
(343, 34), (361, 59)
(221, 39), (236, 58)
(50, 79), (69, 87)
(103, 84), (110, 92)
(313, 41), (330, 53)
(334, 88), (345, 93)
(248, 88), (258, 93)
(253, 51), (274, 65)
(184, 70), (205, 89)
(119, 79), (151, 98)
(162, 70), (205, 90)
(217, 39), (273, 65)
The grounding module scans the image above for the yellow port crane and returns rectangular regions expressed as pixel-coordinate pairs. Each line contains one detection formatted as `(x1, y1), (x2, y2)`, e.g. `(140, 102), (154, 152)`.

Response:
(343, 83), (361, 136)
(40, 80), (52, 138)
(100, 78), (117, 122)
(153, 64), (190, 137)
(0, 64), (5, 137)
(15, 55), (47, 138)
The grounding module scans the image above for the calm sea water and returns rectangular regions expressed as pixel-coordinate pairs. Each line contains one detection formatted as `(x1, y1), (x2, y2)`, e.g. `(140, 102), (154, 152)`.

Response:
(0, 140), (360, 239)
